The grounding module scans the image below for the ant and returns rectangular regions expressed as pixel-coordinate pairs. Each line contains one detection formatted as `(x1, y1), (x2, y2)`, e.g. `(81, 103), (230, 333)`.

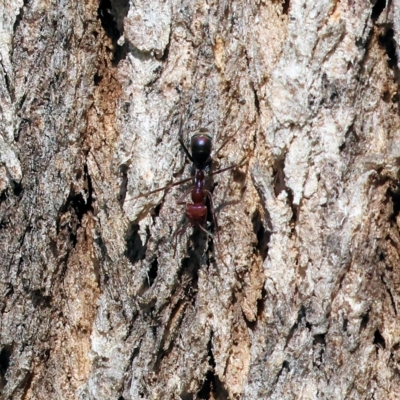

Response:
(128, 128), (246, 255)
(175, 128), (220, 241)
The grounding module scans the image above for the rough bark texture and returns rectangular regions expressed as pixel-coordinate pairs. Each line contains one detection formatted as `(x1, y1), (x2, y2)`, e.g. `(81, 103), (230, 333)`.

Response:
(1, 0), (400, 399)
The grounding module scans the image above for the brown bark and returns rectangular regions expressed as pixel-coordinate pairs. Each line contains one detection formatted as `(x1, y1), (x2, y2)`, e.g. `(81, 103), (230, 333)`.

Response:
(1, 0), (400, 399)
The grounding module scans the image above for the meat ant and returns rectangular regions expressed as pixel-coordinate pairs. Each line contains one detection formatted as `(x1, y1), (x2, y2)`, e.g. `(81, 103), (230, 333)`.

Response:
(128, 128), (247, 255)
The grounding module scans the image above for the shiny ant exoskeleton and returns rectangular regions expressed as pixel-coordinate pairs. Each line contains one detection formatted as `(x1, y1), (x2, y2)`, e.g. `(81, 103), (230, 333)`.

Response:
(129, 128), (246, 254)
(174, 129), (218, 239)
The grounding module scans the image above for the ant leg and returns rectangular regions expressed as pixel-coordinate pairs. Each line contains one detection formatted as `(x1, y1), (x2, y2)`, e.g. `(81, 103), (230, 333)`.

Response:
(214, 123), (243, 156)
(197, 223), (214, 238)
(125, 175), (193, 202)
(178, 138), (194, 163)
(214, 135), (235, 156)
(205, 190), (219, 237)
(177, 185), (193, 205)
(173, 222), (191, 257)
(204, 191), (231, 270)
(176, 105), (193, 161)
(173, 186), (195, 256)
(209, 154), (249, 178)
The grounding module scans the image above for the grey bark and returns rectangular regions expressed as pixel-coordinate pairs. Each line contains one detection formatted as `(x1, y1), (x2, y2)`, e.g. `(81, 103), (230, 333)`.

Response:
(0, 0), (400, 399)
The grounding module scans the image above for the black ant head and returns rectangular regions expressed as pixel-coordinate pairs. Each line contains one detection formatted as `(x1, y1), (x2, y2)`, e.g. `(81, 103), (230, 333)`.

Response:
(191, 128), (213, 170)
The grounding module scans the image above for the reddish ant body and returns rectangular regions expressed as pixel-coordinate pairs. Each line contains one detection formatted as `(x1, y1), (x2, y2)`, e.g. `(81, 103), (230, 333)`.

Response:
(174, 130), (217, 240)
(129, 128), (245, 252)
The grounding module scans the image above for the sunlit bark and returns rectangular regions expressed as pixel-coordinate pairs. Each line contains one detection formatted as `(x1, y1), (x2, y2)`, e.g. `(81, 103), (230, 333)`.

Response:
(0, 0), (399, 399)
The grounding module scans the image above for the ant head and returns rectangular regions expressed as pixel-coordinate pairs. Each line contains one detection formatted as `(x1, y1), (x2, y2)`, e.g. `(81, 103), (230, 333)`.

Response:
(191, 128), (213, 169)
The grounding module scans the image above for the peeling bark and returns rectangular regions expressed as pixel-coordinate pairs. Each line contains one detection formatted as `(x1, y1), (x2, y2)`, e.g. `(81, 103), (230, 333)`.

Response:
(1, 0), (400, 399)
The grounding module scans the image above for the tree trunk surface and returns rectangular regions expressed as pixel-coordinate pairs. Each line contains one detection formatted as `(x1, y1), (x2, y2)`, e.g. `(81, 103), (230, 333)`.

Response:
(0, 0), (399, 399)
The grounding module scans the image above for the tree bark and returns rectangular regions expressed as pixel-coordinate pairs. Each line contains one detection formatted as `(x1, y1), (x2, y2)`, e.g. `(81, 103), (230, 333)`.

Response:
(1, 0), (400, 399)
